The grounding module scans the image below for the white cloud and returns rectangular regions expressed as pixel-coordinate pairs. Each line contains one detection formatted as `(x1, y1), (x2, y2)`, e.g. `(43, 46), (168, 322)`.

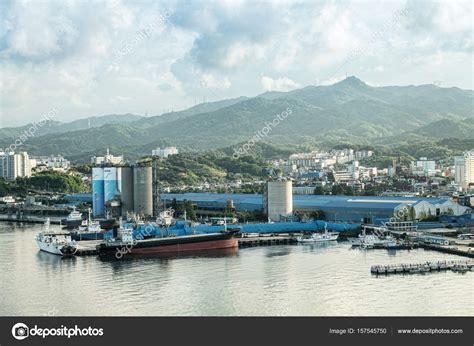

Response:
(261, 76), (300, 91)
(0, 0), (472, 127)
(3, 1), (79, 59)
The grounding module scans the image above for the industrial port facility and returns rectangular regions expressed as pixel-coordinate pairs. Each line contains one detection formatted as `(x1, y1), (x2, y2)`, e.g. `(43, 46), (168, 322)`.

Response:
(79, 168), (471, 225)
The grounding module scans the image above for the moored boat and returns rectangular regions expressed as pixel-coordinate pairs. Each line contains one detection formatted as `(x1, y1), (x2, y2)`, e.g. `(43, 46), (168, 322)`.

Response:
(97, 227), (240, 257)
(297, 231), (339, 243)
(36, 219), (77, 256)
(297, 223), (339, 243)
(69, 209), (106, 241)
(61, 208), (84, 229)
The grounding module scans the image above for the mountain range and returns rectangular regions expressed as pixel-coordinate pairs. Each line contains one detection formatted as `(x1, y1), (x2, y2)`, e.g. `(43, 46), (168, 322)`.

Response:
(0, 76), (472, 163)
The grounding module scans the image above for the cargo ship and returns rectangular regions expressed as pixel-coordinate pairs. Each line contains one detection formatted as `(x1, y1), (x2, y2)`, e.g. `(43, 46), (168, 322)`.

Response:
(96, 227), (240, 256)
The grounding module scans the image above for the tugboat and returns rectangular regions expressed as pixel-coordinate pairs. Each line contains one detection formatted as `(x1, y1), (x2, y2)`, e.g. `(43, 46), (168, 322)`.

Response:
(35, 219), (77, 256)
(297, 223), (339, 242)
(61, 208), (84, 229)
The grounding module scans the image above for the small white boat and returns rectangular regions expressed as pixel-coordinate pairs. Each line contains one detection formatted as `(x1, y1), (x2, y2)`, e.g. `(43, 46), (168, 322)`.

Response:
(35, 219), (77, 256)
(297, 224), (339, 243)
(351, 226), (396, 248)
(77, 209), (101, 232)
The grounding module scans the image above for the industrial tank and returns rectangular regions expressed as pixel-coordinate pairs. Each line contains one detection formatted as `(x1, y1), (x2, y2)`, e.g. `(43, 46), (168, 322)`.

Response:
(266, 180), (293, 222)
(118, 167), (134, 216)
(92, 167), (105, 217)
(104, 167), (119, 203)
(133, 166), (153, 216)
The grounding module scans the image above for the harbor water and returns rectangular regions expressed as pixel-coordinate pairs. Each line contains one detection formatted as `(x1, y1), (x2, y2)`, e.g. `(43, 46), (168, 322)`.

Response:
(1, 223), (473, 316)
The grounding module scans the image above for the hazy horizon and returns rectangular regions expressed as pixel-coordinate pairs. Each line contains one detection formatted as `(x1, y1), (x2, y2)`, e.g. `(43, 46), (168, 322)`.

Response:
(0, 0), (472, 127)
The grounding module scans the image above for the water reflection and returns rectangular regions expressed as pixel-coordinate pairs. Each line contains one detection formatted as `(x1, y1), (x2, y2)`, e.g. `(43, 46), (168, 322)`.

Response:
(1, 224), (473, 316)
(98, 247), (239, 262)
(297, 241), (340, 252)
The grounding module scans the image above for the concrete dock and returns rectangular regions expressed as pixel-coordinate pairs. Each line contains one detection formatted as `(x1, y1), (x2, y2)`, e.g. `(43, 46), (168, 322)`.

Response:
(238, 235), (297, 247)
(0, 214), (63, 224)
(420, 243), (474, 258)
(75, 240), (101, 256)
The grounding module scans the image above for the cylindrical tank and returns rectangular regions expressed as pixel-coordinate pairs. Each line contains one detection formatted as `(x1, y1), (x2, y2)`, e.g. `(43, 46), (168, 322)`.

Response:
(104, 167), (119, 203)
(92, 167), (105, 217)
(118, 167), (134, 216)
(133, 166), (153, 216)
(266, 180), (293, 222)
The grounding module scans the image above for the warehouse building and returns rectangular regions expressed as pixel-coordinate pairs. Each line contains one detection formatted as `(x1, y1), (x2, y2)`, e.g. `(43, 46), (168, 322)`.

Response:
(160, 193), (471, 223)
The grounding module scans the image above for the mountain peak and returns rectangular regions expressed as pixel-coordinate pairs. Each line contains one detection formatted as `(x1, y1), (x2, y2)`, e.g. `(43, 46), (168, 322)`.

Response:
(335, 76), (368, 88)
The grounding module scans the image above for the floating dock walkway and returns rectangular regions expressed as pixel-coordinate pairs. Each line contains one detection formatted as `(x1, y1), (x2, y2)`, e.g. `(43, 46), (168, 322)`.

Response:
(420, 243), (474, 258)
(371, 260), (473, 275)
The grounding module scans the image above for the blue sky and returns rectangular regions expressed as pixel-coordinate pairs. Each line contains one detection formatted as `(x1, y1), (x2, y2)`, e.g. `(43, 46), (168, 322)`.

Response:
(0, 0), (472, 127)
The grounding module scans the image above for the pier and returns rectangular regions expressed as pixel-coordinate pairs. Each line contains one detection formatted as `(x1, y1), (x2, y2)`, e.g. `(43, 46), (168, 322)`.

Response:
(75, 240), (100, 256)
(0, 214), (63, 224)
(238, 235), (297, 247)
(420, 243), (474, 258)
(370, 260), (474, 275)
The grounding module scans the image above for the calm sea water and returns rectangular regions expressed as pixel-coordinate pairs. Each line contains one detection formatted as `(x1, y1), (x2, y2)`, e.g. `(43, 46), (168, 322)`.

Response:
(0, 223), (472, 316)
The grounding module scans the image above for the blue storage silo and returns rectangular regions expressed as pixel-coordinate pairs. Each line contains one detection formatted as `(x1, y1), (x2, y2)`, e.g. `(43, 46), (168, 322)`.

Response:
(104, 167), (119, 203)
(92, 167), (105, 217)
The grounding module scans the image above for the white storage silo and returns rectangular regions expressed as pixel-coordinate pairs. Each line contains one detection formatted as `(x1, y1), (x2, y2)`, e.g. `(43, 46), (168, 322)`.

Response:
(266, 180), (293, 222)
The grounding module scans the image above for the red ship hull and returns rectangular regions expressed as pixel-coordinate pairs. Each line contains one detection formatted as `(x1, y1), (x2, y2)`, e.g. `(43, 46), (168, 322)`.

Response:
(129, 237), (237, 254)
(97, 230), (239, 257)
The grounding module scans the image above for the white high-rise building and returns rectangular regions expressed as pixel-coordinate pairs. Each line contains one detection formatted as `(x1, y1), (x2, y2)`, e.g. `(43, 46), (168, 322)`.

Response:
(0, 152), (32, 181)
(455, 150), (474, 191)
(454, 156), (465, 186)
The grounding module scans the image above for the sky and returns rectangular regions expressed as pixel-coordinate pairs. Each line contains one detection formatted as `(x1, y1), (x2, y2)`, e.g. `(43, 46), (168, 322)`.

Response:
(0, 0), (472, 127)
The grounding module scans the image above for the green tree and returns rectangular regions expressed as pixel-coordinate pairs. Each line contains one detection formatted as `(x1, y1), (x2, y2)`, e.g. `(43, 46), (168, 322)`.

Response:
(331, 185), (344, 195)
(314, 186), (325, 195)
